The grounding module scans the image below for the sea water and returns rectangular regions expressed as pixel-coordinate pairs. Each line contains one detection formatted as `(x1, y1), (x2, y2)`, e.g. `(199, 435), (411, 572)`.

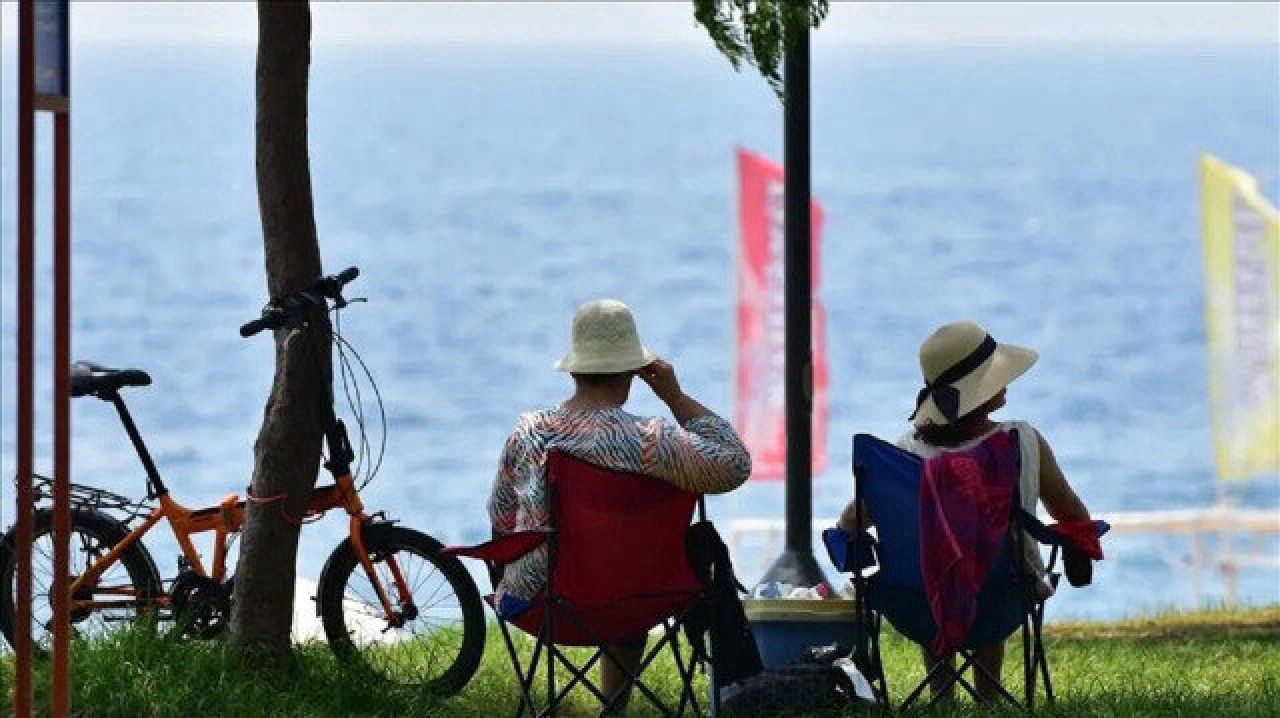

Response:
(1, 44), (1277, 620)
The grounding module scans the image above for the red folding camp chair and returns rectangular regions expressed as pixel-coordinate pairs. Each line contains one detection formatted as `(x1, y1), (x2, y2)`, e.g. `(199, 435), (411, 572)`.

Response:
(444, 450), (712, 717)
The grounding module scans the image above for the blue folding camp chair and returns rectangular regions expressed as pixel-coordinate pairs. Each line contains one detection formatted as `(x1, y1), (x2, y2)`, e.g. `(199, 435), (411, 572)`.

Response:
(824, 432), (1098, 712)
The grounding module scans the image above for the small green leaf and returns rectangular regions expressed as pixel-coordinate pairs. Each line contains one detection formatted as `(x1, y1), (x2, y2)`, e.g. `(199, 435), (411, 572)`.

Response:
(693, 0), (829, 100)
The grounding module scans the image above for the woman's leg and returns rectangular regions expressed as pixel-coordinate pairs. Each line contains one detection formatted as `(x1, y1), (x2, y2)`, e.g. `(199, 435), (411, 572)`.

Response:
(973, 640), (1006, 701)
(600, 637), (647, 712)
(920, 645), (956, 701)
(923, 641), (1005, 702)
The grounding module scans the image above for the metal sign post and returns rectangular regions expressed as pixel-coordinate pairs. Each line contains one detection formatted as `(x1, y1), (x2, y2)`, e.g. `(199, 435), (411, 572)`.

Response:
(13, 2), (38, 710)
(15, 1), (72, 716)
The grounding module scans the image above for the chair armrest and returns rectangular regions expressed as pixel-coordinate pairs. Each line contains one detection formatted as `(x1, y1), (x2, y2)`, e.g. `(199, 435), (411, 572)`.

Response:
(1018, 510), (1109, 547)
(1017, 510), (1109, 587)
(822, 526), (877, 573)
(442, 528), (552, 565)
(1018, 510), (1059, 546)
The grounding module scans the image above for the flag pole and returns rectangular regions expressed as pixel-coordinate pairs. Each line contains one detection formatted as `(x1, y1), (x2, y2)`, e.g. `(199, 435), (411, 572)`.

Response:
(761, 22), (825, 587)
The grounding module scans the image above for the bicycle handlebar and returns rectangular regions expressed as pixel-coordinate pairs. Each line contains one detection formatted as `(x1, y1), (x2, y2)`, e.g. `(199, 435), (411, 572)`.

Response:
(238, 318), (271, 338)
(238, 311), (286, 338)
(239, 266), (360, 338)
(311, 266), (360, 301)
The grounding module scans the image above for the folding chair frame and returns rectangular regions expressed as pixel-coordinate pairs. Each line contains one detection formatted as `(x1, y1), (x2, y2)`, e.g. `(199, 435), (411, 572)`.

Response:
(849, 560), (892, 706)
(479, 497), (716, 718)
(850, 460), (1063, 713)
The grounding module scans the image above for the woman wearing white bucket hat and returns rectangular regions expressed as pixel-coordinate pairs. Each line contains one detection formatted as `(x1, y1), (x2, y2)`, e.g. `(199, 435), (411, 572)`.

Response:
(488, 299), (752, 713)
(840, 320), (1092, 703)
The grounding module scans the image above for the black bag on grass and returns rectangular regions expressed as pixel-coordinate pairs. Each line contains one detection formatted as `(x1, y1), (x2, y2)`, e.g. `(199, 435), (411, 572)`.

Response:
(718, 660), (877, 717)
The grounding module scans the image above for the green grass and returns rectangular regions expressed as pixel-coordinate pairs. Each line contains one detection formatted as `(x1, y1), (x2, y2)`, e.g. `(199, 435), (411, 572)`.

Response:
(2, 607), (1278, 717)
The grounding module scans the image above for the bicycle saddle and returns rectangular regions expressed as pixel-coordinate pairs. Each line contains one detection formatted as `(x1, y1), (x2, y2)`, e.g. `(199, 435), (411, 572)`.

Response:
(70, 361), (152, 398)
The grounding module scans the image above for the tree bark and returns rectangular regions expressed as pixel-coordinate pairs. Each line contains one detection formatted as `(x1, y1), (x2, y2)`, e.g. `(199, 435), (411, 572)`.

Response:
(230, 0), (330, 659)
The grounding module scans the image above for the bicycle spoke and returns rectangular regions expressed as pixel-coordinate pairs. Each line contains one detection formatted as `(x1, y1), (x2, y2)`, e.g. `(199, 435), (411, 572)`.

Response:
(337, 540), (469, 687)
(410, 564), (440, 594)
(14, 521), (150, 646)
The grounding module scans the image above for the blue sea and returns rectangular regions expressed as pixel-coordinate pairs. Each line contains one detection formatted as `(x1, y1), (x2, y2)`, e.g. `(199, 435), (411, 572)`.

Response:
(2, 43), (1278, 620)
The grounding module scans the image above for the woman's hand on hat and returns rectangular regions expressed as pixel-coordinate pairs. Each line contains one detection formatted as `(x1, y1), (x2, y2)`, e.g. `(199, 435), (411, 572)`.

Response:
(638, 359), (684, 404)
(642, 359), (719, 424)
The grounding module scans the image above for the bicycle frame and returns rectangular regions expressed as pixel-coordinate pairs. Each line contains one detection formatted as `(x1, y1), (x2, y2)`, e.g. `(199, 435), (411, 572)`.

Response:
(66, 390), (414, 626)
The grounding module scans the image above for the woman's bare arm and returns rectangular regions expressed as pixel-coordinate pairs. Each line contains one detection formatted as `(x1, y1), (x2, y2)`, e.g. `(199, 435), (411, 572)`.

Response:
(1036, 431), (1091, 522)
(637, 360), (752, 492)
(838, 499), (872, 532)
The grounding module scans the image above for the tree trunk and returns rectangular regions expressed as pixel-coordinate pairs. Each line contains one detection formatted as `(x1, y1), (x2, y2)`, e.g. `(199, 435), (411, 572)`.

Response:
(230, 0), (329, 659)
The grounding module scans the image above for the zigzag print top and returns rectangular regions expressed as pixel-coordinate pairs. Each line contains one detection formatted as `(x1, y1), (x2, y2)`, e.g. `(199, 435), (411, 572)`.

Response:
(488, 407), (752, 602)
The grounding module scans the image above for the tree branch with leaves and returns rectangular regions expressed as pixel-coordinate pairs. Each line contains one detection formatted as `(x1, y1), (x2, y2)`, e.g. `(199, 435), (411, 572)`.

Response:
(693, 0), (829, 96)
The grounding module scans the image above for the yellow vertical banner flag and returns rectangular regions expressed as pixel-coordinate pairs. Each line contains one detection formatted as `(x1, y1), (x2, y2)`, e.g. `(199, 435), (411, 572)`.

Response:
(1200, 154), (1280, 481)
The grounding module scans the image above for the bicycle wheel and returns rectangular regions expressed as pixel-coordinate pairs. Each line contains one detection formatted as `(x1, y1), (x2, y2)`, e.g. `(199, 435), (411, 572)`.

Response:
(317, 525), (485, 695)
(0, 508), (162, 650)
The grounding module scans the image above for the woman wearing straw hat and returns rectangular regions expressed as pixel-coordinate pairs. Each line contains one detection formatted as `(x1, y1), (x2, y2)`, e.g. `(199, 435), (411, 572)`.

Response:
(488, 299), (752, 714)
(839, 320), (1092, 702)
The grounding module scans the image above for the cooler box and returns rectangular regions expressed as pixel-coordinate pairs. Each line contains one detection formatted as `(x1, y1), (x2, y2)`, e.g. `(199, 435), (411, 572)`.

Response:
(743, 598), (860, 668)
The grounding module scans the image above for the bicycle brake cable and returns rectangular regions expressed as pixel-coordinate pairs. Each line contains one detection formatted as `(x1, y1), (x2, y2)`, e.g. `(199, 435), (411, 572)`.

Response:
(333, 309), (367, 480)
(330, 308), (387, 490)
(334, 330), (386, 490)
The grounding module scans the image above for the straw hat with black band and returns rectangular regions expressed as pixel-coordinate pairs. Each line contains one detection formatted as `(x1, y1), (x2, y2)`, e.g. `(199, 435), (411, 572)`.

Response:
(910, 321), (1038, 427)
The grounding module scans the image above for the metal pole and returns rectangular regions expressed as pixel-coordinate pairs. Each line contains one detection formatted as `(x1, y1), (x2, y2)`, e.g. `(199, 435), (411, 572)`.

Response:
(14, 0), (37, 715)
(52, 108), (73, 718)
(761, 23), (825, 587)
(783, 26), (813, 557)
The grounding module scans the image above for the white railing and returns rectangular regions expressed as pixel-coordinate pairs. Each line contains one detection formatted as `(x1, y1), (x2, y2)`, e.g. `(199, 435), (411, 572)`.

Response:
(725, 506), (1280, 606)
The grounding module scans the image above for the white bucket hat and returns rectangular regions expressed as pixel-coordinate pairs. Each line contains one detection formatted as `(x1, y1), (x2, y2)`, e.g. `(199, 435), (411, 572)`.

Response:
(554, 299), (656, 374)
(910, 320), (1038, 427)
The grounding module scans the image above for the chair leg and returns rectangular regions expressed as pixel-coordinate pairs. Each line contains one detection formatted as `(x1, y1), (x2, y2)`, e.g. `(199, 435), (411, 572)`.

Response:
(519, 640), (545, 717)
(968, 649), (1024, 708)
(545, 601), (557, 717)
(543, 628), (703, 718)
(855, 597), (890, 707)
(666, 621), (700, 717)
(667, 626), (689, 718)
(677, 622), (708, 717)
(593, 641), (674, 717)
(498, 618), (542, 718)
(936, 651), (981, 707)
(621, 635), (680, 716)
(1034, 604), (1054, 704)
(522, 639), (542, 711)
(1023, 613), (1036, 711)
(544, 645), (557, 718)
(558, 607), (678, 717)
(550, 648), (608, 707)
(870, 614), (890, 706)
(913, 648), (1025, 712)
(901, 657), (952, 710)
(528, 607), (707, 717)
(706, 637), (719, 718)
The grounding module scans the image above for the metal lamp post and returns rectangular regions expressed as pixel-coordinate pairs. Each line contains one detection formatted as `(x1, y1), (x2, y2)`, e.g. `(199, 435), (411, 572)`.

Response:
(760, 24), (826, 588)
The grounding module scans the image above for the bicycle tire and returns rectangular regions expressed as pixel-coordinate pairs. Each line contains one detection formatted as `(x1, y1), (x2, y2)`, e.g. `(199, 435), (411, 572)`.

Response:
(0, 508), (162, 651)
(316, 525), (485, 695)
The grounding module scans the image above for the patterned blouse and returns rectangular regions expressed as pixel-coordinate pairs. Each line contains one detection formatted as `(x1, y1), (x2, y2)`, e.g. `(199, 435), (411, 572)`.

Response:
(488, 407), (752, 602)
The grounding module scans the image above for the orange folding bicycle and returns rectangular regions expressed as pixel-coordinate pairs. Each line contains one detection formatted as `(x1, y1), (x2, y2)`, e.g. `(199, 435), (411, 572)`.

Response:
(0, 267), (485, 694)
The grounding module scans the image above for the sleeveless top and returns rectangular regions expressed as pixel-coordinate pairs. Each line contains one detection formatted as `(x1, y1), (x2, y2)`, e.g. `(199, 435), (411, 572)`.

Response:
(897, 420), (1051, 594)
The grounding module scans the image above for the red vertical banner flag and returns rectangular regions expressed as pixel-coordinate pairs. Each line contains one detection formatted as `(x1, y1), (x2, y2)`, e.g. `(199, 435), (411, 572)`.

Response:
(734, 148), (829, 481)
